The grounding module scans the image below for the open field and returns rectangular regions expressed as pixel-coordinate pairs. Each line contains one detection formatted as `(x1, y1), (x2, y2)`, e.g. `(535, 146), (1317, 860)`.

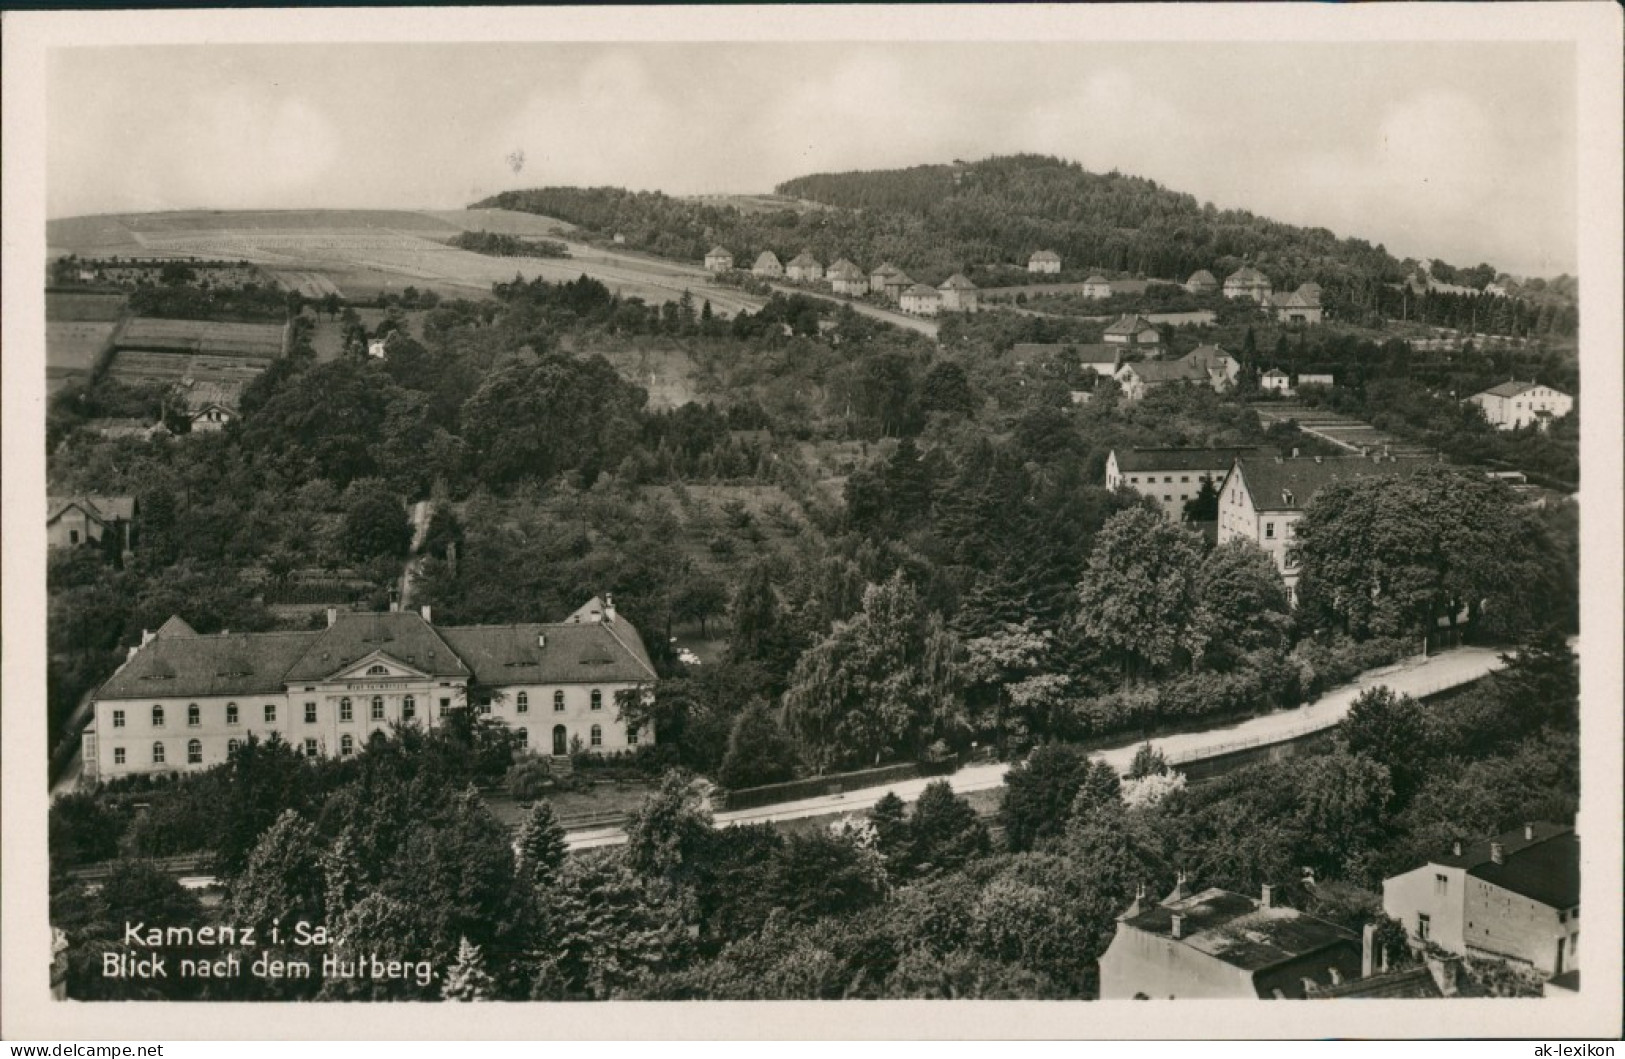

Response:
(50, 209), (770, 317)
(47, 321), (118, 372)
(118, 317), (286, 357)
(46, 291), (125, 321)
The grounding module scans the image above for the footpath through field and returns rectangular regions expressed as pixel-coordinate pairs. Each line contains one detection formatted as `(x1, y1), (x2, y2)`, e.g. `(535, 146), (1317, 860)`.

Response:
(567, 643), (1509, 849)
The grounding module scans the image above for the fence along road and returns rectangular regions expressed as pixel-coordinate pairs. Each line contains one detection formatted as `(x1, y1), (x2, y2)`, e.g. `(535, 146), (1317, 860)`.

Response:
(566, 643), (1513, 850)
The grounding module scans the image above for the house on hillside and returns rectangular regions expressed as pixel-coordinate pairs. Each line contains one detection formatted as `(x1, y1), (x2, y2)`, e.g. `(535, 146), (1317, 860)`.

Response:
(1185, 269), (1219, 295)
(1028, 250), (1062, 274)
(1113, 359), (1209, 401)
(1224, 266), (1274, 303)
(1383, 823), (1579, 980)
(1216, 453), (1425, 602)
(869, 263), (904, 295)
(899, 284), (941, 316)
(879, 272), (913, 303)
(189, 403), (239, 433)
(1082, 274), (1114, 300)
(1178, 345), (1241, 390)
(80, 596), (657, 781)
(937, 273), (980, 312)
(785, 252), (824, 282)
(48, 495), (137, 553)
(704, 246), (734, 273)
(1466, 381), (1573, 431)
(367, 338), (389, 359)
(1267, 284), (1324, 325)
(1260, 369), (1292, 395)
(1103, 313), (1162, 349)
(1106, 447), (1265, 523)
(1098, 879), (1363, 999)
(752, 251), (784, 278)
(827, 259), (868, 295)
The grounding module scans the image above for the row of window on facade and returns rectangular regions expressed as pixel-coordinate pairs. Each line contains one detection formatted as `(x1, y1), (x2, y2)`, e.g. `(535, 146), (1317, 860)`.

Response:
(120, 721), (632, 767)
(114, 689), (609, 730)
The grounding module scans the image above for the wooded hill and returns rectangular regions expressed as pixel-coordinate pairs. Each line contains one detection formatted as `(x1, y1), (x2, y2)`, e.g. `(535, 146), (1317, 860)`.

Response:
(474, 155), (1568, 330)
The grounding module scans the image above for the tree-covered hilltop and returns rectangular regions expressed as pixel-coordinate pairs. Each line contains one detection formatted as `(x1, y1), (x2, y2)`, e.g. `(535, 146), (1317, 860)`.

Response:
(474, 155), (1572, 330)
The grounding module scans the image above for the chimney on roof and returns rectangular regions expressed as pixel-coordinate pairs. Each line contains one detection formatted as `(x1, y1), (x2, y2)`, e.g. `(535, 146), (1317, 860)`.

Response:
(1361, 922), (1377, 979)
(1260, 883), (1274, 909)
(1452, 839), (1462, 857)
(1170, 913), (1184, 939)
(1490, 841), (1505, 865)
(604, 594), (616, 623)
(1523, 822), (1535, 841)
(327, 607), (338, 628)
(420, 605), (432, 623)
(141, 628), (156, 647)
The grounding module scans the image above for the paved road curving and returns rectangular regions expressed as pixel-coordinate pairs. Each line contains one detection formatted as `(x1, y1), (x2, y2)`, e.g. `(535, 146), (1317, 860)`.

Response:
(567, 643), (1511, 850)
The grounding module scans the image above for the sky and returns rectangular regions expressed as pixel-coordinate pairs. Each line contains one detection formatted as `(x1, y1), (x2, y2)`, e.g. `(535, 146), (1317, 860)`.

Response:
(47, 41), (1577, 277)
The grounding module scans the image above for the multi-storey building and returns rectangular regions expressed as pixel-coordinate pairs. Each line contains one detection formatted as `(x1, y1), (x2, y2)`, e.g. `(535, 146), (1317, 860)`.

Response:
(1216, 454), (1423, 602)
(80, 596), (656, 781)
(1383, 823), (1579, 979)
(1223, 266), (1274, 303)
(1466, 381), (1574, 431)
(1027, 250), (1061, 274)
(1105, 447), (1264, 523)
(936, 273), (979, 312)
(703, 246), (734, 273)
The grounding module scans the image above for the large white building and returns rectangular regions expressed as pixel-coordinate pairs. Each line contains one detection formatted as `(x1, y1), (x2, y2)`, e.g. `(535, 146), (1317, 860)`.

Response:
(81, 596), (656, 781)
(1466, 381), (1574, 431)
(1216, 454), (1423, 603)
(1106, 447), (1264, 523)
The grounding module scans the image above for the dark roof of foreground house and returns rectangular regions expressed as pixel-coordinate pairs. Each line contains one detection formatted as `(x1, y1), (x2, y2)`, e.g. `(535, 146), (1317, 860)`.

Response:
(1231, 454), (1427, 512)
(1422, 823), (1578, 909)
(97, 598), (655, 700)
(1123, 887), (1357, 975)
(1113, 447), (1266, 473)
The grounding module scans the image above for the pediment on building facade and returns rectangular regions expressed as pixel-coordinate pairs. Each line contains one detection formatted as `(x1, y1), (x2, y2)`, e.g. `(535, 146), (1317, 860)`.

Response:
(324, 649), (435, 683)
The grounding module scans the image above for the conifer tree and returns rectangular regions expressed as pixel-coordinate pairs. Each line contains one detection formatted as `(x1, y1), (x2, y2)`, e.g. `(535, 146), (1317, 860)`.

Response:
(442, 936), (496, 1001)
(517, 802), (569, 888)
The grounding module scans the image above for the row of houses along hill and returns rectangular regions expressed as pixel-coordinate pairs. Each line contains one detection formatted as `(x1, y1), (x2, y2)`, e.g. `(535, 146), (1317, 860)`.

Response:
(704, 246), (984, 317)
(707, 242), (1326, 325)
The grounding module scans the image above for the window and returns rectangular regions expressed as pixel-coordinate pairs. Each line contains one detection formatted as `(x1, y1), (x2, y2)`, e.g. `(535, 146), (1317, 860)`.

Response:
(1129, 476), (1139, 484)
(1163, 494), (1171, 502)
(304, 738), (318, 758)
(516, 727), (528, 747)
(340, 735), (354, 757)
(367, 665), (388, 675)
(305, 702), (318, 724)
(187, 739), (202, 764)
(152, 742), (166, 764)
(1417, 913), (1431, 941)
(403, 696), (415, 722)
(554, 691), (565, 712)
(113, 709), (126, 729)
(1434, 873), (1449, 896)
(440, 697), (450, 713)
(187, 704), (200, 727)
(1265, 521), (1276, 539)
(226, 703), (239, 725)
(590, 689), (602, 711)
(70, 530), (80, 545)
(371, 696), (385, 721)
(263, 704), (277, 724)
(517, 692), (529, 714)
(228, 739), (240, 754)
(152, 705), (165, 728)
(627, 725), (639, 747)
(590, 724), (603, 748)
(1163, 476), (1172, 484)
(114, 747), (126, 765)
(1181, 476), (1190, 484)
(340, 697), (353, 722)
